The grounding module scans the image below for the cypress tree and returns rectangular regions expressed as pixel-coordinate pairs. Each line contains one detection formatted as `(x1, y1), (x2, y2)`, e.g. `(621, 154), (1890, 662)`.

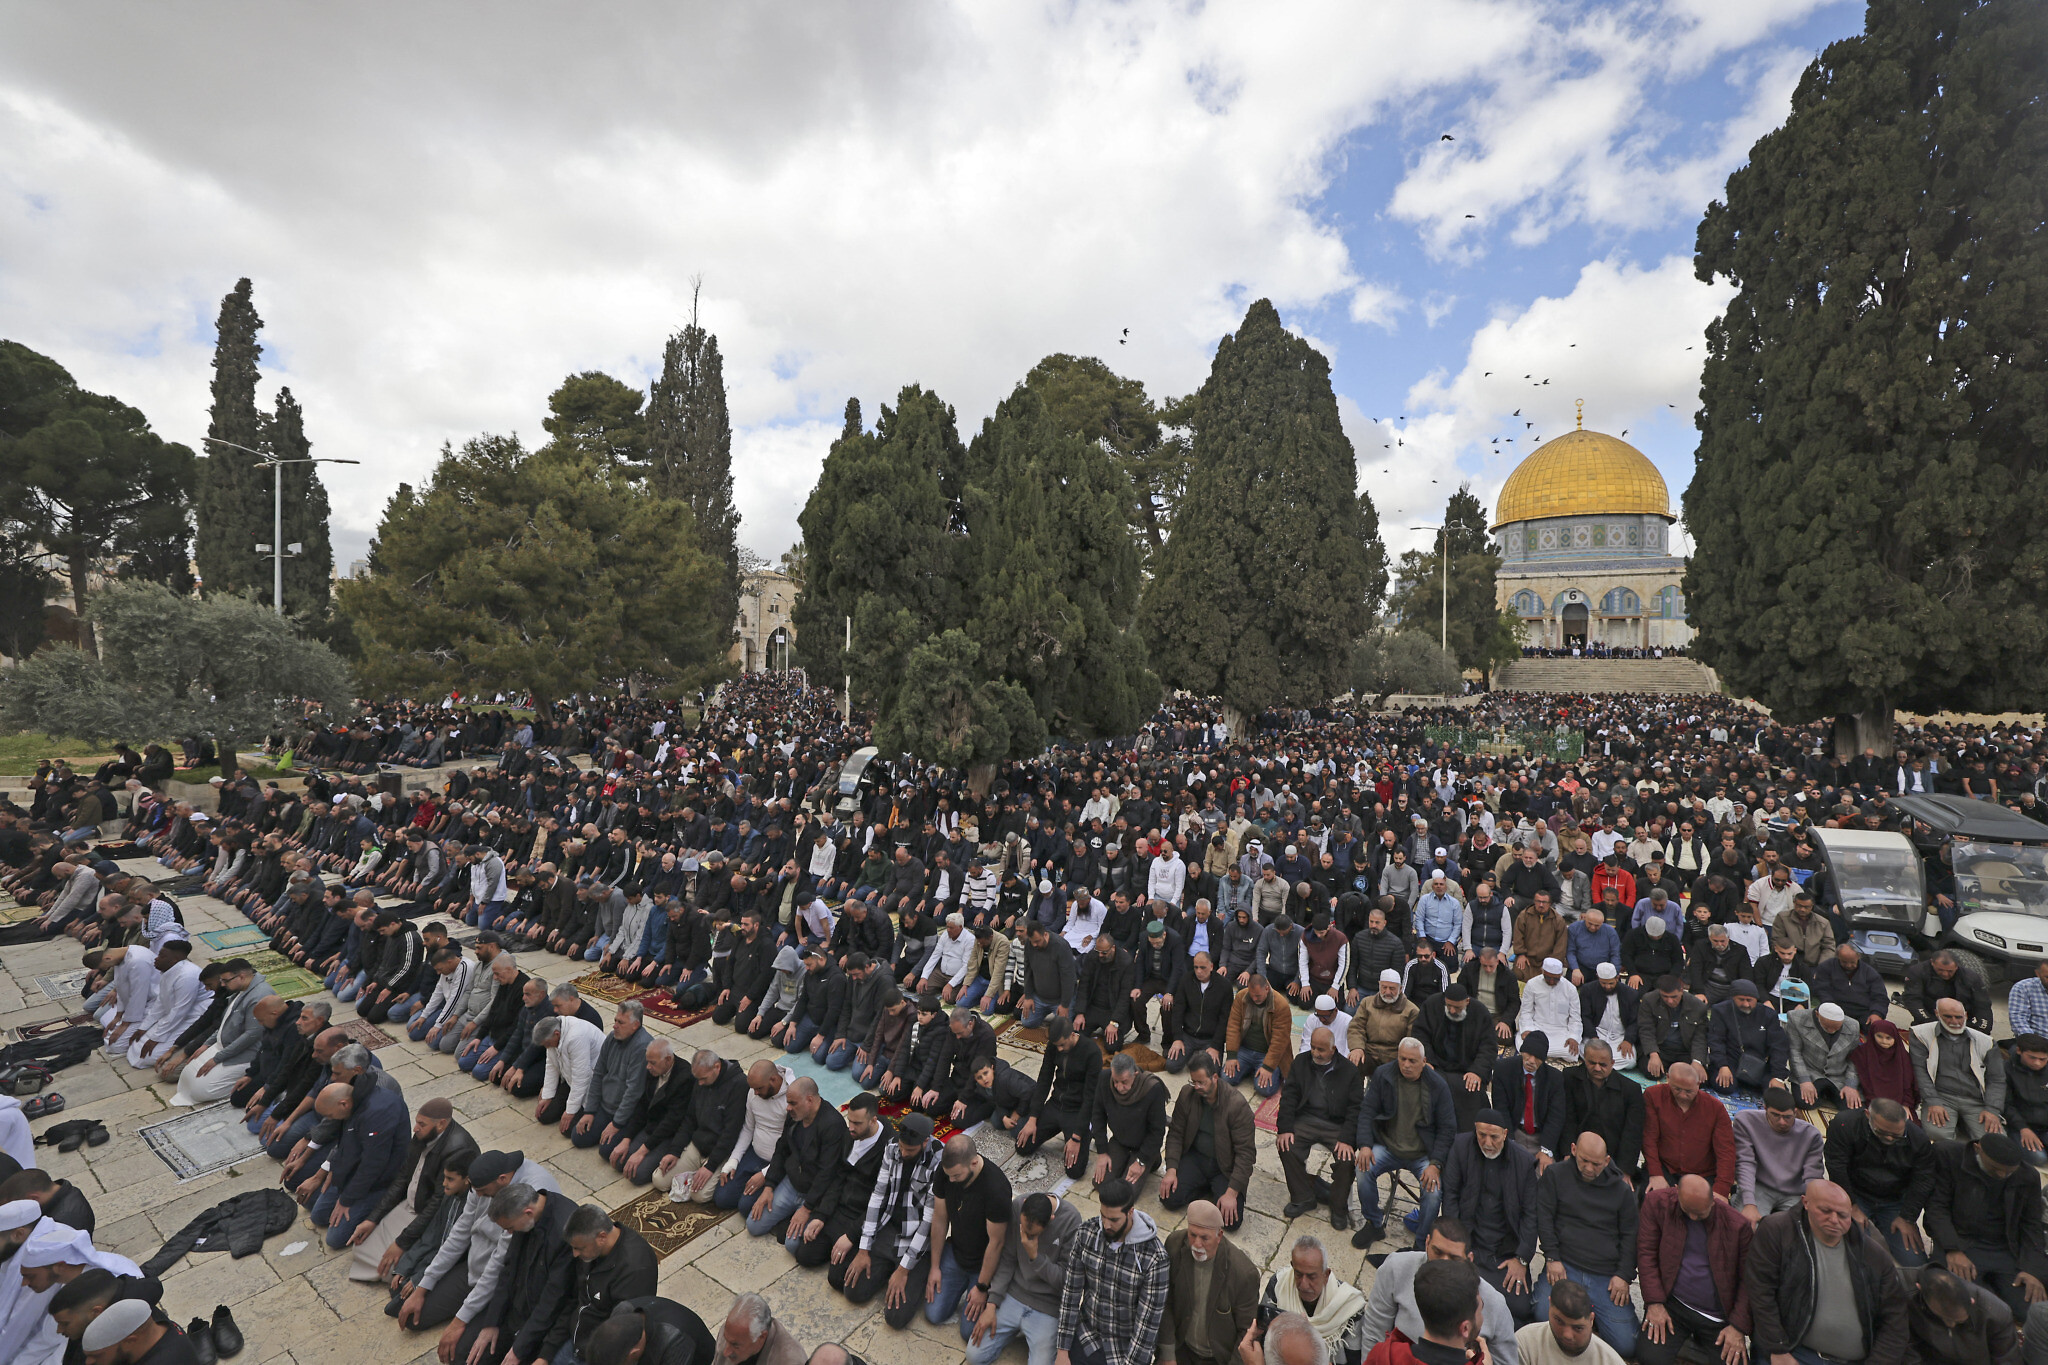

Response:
(1683, 0), (2048, 747)
(195, 278), (267, 597)
(646, 315), (740, 635)
(963, 384), (1156, 739)
(264, 387), (334, 617)
(1387, 486), (1518, 673)
(1138, 299), (1388, 721)
(1023, 353), (1192, 566)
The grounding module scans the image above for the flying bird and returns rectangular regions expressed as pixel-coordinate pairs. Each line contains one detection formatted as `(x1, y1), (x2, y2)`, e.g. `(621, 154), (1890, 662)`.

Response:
(1441, 133), (1455, 141)
(1513, 409), (1520, 415)
(1484, 371), (1492, 376)
(1464, 214), (1476, 219)
(1542, 379), (1551, 385)
(1569, 344), (1576, 347)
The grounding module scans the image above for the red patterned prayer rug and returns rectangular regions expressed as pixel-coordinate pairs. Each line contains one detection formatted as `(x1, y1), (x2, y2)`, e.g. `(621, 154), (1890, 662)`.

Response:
(630, 988), (716, 1030)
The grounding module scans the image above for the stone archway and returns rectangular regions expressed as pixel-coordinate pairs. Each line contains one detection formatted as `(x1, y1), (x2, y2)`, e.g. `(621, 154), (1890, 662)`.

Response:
(1561, 602), (1589, 647)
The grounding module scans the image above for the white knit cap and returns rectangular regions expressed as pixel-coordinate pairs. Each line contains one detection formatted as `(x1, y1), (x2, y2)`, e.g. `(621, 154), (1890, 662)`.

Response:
(1315, 995), (1337, 1012)
(0, 1198), (39, 1231)
(1379, 969), (1402, 985)
(1596, 963), (1618, 980)
(1541, 957), (1564, 975)
(81, 1299), (152, 1351)
(1817, 1003), (1846, 1022)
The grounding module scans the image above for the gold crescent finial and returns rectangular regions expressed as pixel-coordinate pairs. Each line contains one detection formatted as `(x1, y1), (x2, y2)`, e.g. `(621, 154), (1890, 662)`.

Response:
(1575, 399), (1584, 431)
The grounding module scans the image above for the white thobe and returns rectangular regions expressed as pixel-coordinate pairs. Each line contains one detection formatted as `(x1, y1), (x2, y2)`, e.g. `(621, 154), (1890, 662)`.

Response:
(539, 1015), (604, 1114)
(1517, 977), (1583, 1059)
(0, 1096), (31, 1169)
(128, 958), (207, 1067)
(100, 950), (160, 1044)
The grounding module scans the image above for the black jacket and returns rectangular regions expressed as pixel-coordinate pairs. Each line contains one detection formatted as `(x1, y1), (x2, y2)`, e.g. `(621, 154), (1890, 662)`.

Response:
(1637, 991), (1711, 1069)
(766, 1104), (853, 1216)
(1708, 1000), (1790, 1083)
(1034, 1036), (1104, 1118)
(1457, 958), (1521, 1028)
(568, 1226), (660, 1352)
(1747, 1208), (1908, 1362)
(488, 1188), (578, 1361)
(1619, 925), (1685, 982)
(372, 1118), (480, 1240)
(1821, 1109), (1936, 1219)
(1490, 1056), (1565, 1153)
(140, 1189), (298, 1276)
(787, 964), (848, 1037)
(1546, 1067), (1645, 1176)
(1076, 946), (1135, 1034)
(1687, 942), (1752, 1004)
(1903, 959), (1993, 1033)
(726, 932), (778, 1007)
(1276, 1051), (1362, 1134)
(1356, 1061), (1456, 1165)
(1577, 981), (1640, 1042)
(1170, 975), (1233, 1046)
(671, 1058), (750, 1167)
(1442, 1131), (1539, 1262)
(1091, 1071), (1169, 1168)
(621, 1065), (696, 1147)
(934, 1017), (999, 1096)
(1412, 995), (1497, 1080)
(1924, 1139), (2048, 1278)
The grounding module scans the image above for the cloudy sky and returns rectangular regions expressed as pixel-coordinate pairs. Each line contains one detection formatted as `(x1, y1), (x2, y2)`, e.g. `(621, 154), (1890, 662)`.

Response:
(0, 0), (1864, 572)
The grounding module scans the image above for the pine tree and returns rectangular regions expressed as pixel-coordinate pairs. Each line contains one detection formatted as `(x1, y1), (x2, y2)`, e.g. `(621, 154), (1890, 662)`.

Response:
(791, 389), (966, 702)
(646, 309), (740, 635)
(541, 372), (647, 469)
(264, 387), (334, 617)
(1138, 299), (1388, 721)
(1684, 0), (2048, 747)
(194, 279), (267, 597)
(1022, 354), (1190, 563)
(963, 383), (1156, 739)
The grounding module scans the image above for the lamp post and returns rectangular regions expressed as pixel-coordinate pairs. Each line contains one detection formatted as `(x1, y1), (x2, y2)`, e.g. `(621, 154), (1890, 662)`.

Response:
(1410, 524), (1448, 653)
(203, 439), (359, 614)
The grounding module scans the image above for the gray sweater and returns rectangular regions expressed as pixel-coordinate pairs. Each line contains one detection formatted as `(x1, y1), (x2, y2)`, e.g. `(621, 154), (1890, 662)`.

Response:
(211, 977), (279, 1066)
(1732, 1108), (1825, 1207)
(987, 1194), (1082, 1317)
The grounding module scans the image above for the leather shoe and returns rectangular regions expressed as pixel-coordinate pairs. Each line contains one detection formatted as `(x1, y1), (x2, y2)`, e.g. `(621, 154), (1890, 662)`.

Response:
(1282, 1199), (1318, 1219)
(186, 1319), (218, 1365)
(1350, 1220), (1385, 1249)
(56, 1131), (86, 1154)
(212, 1305), (244, 1358)
(1329, 1207), (1352, 1232)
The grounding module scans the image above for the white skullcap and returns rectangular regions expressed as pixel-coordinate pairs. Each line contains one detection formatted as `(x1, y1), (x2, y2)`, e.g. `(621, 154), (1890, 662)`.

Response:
(1285, 845), (1297, 858)
(1596, 963), (1618, 980)
(1037, 880), (1052, 894)
(1314, 995), (1337, 1012)
(1379, 969), (1403, 985)
(0, 1198), (41, 1231)
(82, 1298), (153, 1351)
(20, 1226), (94, 1268)
(1541, 957), (1564, 975)
(1817, 1003), (1846, 1022)
(1647, 916), (1667, 936)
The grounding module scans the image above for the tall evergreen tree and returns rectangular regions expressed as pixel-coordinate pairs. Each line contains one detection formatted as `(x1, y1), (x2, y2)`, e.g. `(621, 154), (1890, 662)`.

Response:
(542, 371), (647, 469)
(263, 387), (334, 617)
(1023, 353), (1192, 564)
(963, 384), (1156, 739)
(1387, 486), (1518, 674)
(194, 278), (267, 597)
(646, 308), (740, 636)
(791, 389), (966, 702)
(1684, 0), (2048, 748)
(1138, 299), (1388, 721)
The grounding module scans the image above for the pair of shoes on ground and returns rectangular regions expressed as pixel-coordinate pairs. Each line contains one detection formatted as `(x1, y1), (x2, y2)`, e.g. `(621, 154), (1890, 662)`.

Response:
(23, 1093), (64, 1119)
(1282, 1176), (1355, 1232)
(183, 1305), (243, 1364)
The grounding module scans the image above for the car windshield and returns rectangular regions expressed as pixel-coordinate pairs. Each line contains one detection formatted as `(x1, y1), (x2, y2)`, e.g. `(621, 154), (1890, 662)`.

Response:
(1831, 847), (1923, 912)
(1953, 840), (2048, 920)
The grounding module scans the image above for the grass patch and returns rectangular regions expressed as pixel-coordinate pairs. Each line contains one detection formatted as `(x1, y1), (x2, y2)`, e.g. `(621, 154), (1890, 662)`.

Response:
(0, 733), (288, 781)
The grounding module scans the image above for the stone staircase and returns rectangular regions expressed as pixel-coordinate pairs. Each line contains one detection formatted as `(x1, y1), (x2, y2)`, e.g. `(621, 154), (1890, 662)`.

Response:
(1493, 657), (1723, 694)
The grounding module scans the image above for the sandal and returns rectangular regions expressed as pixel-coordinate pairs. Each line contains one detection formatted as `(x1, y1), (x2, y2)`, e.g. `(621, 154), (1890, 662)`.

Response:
(23, 1093), (65, 1119)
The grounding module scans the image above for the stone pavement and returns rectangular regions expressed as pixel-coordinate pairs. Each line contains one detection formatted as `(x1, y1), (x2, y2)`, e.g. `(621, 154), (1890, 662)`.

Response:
(8, 861), (1999, 1365)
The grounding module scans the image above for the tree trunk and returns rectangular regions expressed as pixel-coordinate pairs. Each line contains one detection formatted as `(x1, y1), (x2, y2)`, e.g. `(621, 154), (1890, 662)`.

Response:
(1833, 704), (1893, 761)
(1221, 704), (1248, 747)
(68, 556), (96, 657)
(967, 763), (997, 798)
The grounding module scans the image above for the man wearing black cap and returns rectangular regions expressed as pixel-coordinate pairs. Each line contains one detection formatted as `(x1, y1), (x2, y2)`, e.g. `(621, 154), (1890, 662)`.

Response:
(1923, 1133), (2048, 1321)
(1413, 984), (1498, 1134)
(1491, 1033), (1563, 1165)
(1706, 980), (1789, 1092)
(1130, 919), (1185, 1047)
(1439, 1110), (1539, 1323)
(832, 1111), (944, 1327)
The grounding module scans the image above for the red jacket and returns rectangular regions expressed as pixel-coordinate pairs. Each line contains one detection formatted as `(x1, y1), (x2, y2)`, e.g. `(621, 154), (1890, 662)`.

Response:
(1641, 1086), (1736, 1196)
(1637, 1186), (1754, 1333)
(1590, 865), (1637, 907)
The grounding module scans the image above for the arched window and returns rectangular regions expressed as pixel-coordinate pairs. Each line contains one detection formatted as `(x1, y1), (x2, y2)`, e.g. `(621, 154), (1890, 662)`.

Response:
(1656, 585), (1685, 620)
(1599, 587), (1641, 616)
(1512, 590), (1542, 617)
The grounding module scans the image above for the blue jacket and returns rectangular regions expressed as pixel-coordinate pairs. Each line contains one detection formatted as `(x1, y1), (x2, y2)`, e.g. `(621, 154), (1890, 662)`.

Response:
(333, 1081), (410, 1208)
(1565, 920), (1622, 975)
(1356, 1060), (1457, 1166)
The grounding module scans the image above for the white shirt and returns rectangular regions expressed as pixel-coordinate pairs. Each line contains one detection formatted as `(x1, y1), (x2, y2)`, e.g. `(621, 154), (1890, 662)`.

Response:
(726, 1064), (794, 1170)
(921, 928), (976, 988)
(140, 959), (209, 1046)
(1148, 852), (1187, 906)
(1518, 976), (1582, 1048)
(111, 948), (160, 1025)
(1064, 897), (1107, 953)
(540, 1015), (605, 1113)
(1746, 877), (1797, 926)
(1299, 1011), (1354, 1055)
(1726, 921), (1770, 963)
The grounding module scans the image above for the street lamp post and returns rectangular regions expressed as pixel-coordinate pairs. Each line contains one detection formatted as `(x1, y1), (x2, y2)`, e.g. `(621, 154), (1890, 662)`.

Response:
(203, 439), (360, 613)
(1410, 524), (1448, 653)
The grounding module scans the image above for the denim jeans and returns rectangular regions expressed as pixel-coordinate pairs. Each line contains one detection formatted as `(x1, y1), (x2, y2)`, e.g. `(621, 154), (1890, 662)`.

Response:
(1228, 1048), (1283, 1096)
(386, 993), (426, 1025)
(711, 1149), (771, 1211)
(310, 1184), (375, 1250)
(780, 1016), (821, 1054)
(749, 1175), (807, 1237)
(963, 1294), (1058, 1365)
(822, 1038), (857, 1071)
(957, 978), (989, 1010)
(925, 1245), (976, 1326)
(335, 970), (369, 1002)
(583, 933), (611, 963)
(407, 1003), (447, 1043)
(1533, 1263), (1637, 1357)
(1357, 1146), (1440, 1245)
(1021, 995), (1064, 1028)
(1857, 1199), (1928, 1267)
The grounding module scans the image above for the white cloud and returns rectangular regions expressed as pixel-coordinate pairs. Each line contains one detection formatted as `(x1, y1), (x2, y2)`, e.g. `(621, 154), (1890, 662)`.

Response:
(1348, 284), (1406, 330)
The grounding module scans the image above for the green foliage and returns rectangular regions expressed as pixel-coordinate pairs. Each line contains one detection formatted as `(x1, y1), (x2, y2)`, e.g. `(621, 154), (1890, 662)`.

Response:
(1684, 0), (2048, 726)
(1023, 353), (1192, 561)
(1138, 299), (1388, 713)
(1351, 630), (1463, 704)
(873, 630), (1046, 770)
(963, 383), (1156, 739)
(262, 387), (333, 617)
(335, 435), (728, 706)
(194, 278), (268, 599)
(0, 355), (196, 652)
(542, 371), (647, 470)
(1387, 486), (1512, 672)
(0, 581), (352, 750)
(646, 321), (740, 635)
(792, 391), (966, 680)
(777, 541), (807, 591)
(0, 340), (75, 439)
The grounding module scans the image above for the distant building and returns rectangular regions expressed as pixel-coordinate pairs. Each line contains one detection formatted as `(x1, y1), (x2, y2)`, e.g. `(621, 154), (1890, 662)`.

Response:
(1492, 410), (1693, 650)
(731, 568), (795, 673)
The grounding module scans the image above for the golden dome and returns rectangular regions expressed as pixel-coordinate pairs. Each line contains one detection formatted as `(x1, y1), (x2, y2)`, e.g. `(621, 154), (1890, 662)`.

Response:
(1491, 421), (1671, 530)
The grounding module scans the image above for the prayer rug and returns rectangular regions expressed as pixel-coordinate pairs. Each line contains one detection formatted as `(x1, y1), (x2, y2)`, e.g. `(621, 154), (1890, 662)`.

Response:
(1116, 1041), (1167, 1073)
(138, 1102), (270, 1181)
(870, 1096), (961, 1143)
(629, 989), (715, 1031)
(1255, 1090), (1281, 1134)
(265, 969), (326, 1001)
(572, 971), (646, 1005)
(608, 1189), (732, 1259)
(1003, 1025), (1047, 1057)
(198, 926), (270, 950)
(0, 900), (41, 925)
(35, 969), (93, 1001)
(338, 1020), (396, 1050)
(779, 1051), (864, 1108)
(242, 949), (296, 975)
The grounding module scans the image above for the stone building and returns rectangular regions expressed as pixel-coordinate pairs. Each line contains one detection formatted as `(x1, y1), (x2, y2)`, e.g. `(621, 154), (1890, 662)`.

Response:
(1491, 410), (1692, 650)
(730, 568), (795, 672)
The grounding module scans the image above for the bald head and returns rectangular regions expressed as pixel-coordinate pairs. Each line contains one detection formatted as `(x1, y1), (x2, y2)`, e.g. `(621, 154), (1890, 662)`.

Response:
(252, 995), (288, 1027)
(314, 1082), (355, 1119)
(1677, 1174), (1714, 1219)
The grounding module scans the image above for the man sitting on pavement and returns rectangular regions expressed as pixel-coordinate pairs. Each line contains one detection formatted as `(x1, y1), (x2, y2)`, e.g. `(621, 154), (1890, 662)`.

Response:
(1706, 979), (1789, 1092)
(1533, 1131), (1639, 1359)
(1158, 1050), (1256, 1232)
(1258, 1235), (1368, 1365)
(963, 1190), (1080, 1365)
(1922, 1132), (2048, 1322)
(1785, 1002), (1863, 1109)
(1748, 1180), (1909, 1365)
(1641, 1064), (1735, 1200)
(1822, 1098), (1935, 1268)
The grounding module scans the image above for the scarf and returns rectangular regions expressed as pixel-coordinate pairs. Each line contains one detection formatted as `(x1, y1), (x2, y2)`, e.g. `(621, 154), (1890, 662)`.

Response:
(1849, 1019), (1920, 1111)
(1273, 1268), (1367, 1348)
